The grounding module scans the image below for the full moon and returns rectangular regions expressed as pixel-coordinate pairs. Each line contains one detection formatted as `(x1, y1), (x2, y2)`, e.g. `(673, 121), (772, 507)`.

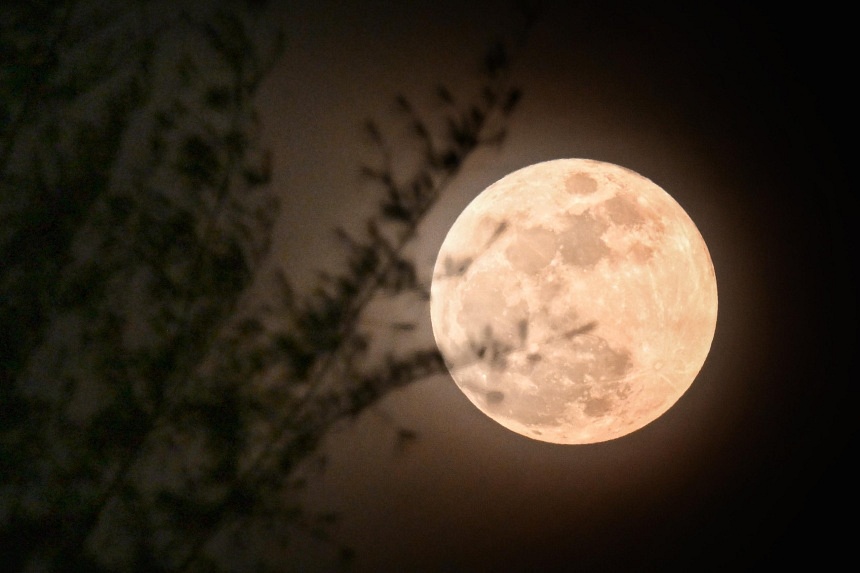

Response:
(430, 159), (718, 444)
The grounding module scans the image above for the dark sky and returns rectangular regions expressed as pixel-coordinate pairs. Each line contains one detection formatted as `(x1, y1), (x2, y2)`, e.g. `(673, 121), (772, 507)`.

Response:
(259, 1), (852, 571)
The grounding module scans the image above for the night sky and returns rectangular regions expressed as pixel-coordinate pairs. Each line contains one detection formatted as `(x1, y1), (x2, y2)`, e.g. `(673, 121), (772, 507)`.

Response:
(259, 1), (853, 571)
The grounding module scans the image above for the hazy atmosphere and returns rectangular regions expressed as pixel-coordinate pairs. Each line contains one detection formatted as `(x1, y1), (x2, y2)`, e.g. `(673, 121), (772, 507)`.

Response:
(1, 1), (852, 572)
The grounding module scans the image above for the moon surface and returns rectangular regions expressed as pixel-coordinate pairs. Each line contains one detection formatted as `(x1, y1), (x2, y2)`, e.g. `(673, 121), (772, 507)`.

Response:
(430, 159), (718, 444)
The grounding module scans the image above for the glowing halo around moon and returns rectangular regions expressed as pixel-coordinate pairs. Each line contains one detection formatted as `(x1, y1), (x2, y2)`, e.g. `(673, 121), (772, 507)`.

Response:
(430, 159), (718, 444)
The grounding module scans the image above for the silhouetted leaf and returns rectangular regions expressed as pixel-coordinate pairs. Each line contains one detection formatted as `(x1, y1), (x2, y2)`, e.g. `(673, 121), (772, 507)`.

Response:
(412, 119), (429, 138)
(395, 93), (412, 112)
(224, 129), (248, 156)
(502, 87), (523, 115)
(339, 546), (356, 563)
(444, 255), (472, 277)
(395, 427), (418, 452)
(242, 164), (271, 186)
(205, 85), (233, 110)
(470, 105), (485, 127)
(382, 200), (412, 222)
(156, 491), (222, 528)
(441, 150), (461, 169)
(482, 128), (508, 147)
(564, 321), (598, 339)
(381, 258), (417, 292)
(177, 135), (220, 186)
(88, 405), (151, 453)
(436, 85), (454, 104)
(360, 164), (384, 179)
(488, 220), (509, 244)
(364, 119), (382, 144)
(483, 41), (509, 77)
(318, 511), (339, 524)
(204, 12), (251, 69)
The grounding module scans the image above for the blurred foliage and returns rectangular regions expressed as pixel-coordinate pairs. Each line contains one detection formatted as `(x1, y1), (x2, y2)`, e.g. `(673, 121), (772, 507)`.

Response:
(0, 0), (533, 571)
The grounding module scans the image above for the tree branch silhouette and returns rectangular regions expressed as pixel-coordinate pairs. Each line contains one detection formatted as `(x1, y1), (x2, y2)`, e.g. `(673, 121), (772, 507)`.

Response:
(173, 14), (537, 569)
(50, 10), (286, 565)
(0, 1), (538, 570)
(3, 2), (282, 569)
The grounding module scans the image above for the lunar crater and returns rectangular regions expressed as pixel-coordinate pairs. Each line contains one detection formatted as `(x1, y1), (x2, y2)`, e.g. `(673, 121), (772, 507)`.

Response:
(582, 395), (613, 417)
(564, 172), (598, 195)
(559, 211), (611, 267)
(504, 226), (558, 274)
(602, 194), (646, 227)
